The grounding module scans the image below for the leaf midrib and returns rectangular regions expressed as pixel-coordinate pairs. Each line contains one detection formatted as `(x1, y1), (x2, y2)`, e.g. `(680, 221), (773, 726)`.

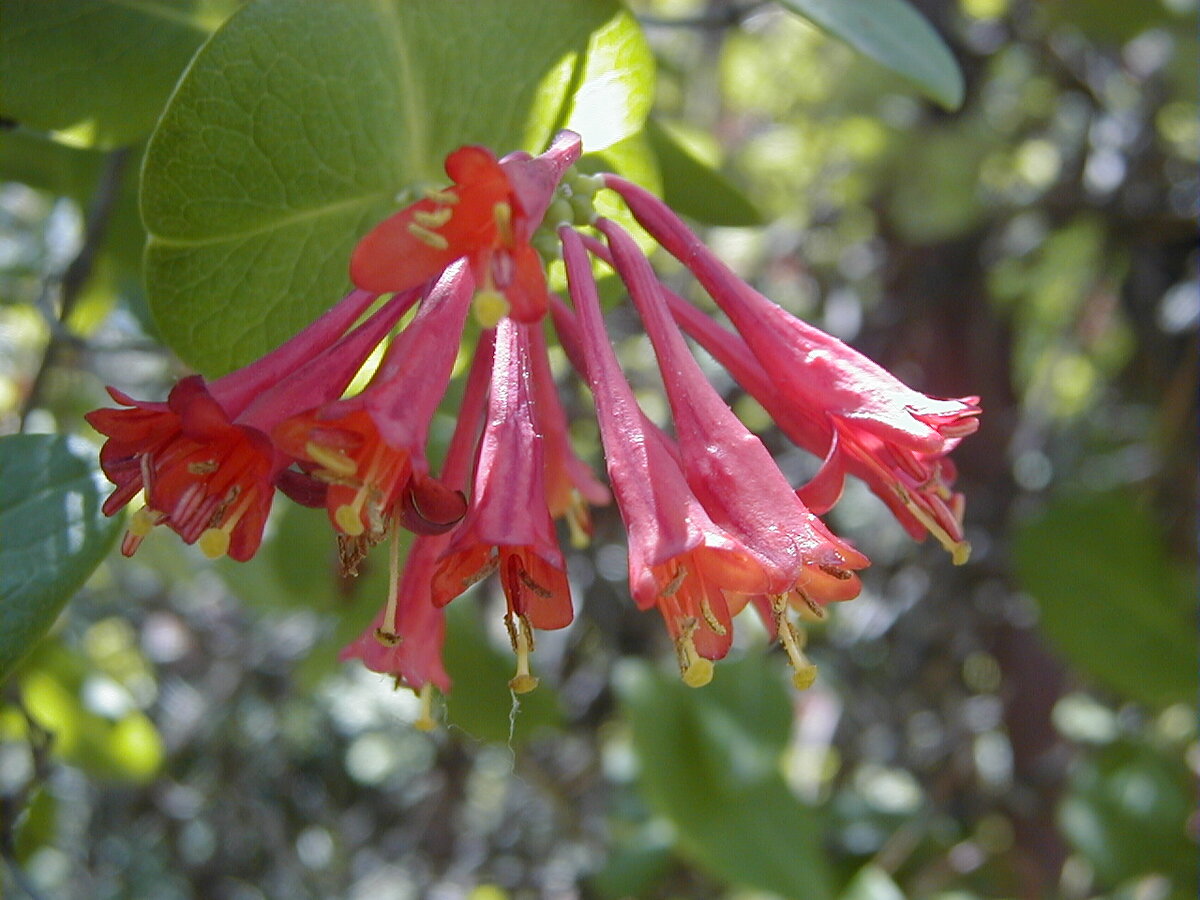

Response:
(145, 191), (390, 248)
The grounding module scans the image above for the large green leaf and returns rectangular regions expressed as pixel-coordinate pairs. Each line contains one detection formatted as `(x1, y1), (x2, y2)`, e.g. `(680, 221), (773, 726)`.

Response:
(141, 0), (654, 375)
(617, 656), (834, 899)
(0, 434), (120, 683)
(0, 0), (235, 149)
(779, 0), (964, 110)
(1013, 491), (1197, 708)
(645, 118), (763, 228)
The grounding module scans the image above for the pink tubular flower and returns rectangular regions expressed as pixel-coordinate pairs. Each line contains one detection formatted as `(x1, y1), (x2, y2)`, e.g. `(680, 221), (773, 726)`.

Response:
(595, 218), (870, 607)
(274, 262), (475, 546)
(351, 132), (581, 324)
(339, 334), (497, 720)
(561, 227), (775, 685)
(526, 322), (610, 547)
(604, 174), (981, 562)
(431, 318), (573, 692)
(86, 287), (414, 561)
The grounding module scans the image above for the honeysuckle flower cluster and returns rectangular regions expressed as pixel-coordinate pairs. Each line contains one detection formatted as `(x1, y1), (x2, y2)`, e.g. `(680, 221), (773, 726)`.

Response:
(88, 130), (979, 716)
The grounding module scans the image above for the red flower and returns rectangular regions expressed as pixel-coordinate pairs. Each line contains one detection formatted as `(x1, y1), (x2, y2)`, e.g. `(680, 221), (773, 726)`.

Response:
(274, 263), (475, 544)
(596, 218), (869, 605)
(431, 319), (572, 693)
(351, 132), (582, 324)
(606, 174), (981, 563)
(338, 333), (497, 707)
(562, 227), (773, 685)
(86, 288), (411, 560)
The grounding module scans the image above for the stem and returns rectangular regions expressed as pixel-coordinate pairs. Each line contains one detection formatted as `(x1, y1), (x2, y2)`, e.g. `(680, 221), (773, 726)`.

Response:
(19, 147), (131, 429)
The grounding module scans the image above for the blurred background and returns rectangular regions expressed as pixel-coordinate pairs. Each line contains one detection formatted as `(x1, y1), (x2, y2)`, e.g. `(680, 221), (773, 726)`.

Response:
(0, 0), (1195, 898)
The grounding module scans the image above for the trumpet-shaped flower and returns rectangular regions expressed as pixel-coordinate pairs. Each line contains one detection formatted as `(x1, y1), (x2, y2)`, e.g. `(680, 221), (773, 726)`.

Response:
(87, 287), (412, 560)
(351, 132), (581, 324)
(595, 218), (869, 605)
(561, 227), (773, 684)
(274, 263), (475, 545)
(605, 175), (980, 562)
(432, 318), (572, 692)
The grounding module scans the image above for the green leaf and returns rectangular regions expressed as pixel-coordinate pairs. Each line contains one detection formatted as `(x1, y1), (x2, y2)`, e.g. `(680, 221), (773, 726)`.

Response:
(0, 434), (120, 684)
(0, 0), (235, 148)
(1013, 491), (1197, 708)
(1060, 738), (1198, 889)
(779, 0), (964, 110)
(141, 0), (654, 375)
(645, 118), (763, 227)
(617, 656), (834, 898)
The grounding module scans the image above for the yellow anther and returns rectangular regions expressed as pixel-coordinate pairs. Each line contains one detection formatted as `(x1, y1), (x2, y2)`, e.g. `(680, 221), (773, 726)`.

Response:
(423, 188), (459, 204)
(335, 503), (365, 536)
(675, 624), (713, 688)
(699, 596), (727, 636)
(414, 207), (453, 228)
(493, 201), (513, 244)
(407, 222), (450, 250)
(508, 615), (540, 694)
(305, 441), (357, 477)
(187, 460), (218, 475)
(660, 565), (687, 598)
(414, 683), (437, 731)
(776, 605), (818, 691)
(473, 289), (510, 328)
(198, 527), (230, 559)
(128, 506), (158, 537)
(952, 541), (972, 566)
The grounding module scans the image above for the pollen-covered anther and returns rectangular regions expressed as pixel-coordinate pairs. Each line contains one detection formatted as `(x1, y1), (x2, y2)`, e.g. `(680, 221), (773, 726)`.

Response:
(423, 188), (459, 205)
(374, 628), (401, 646)
(306, 441), (357, 477)
(197, 526), (231, 559)
(700, 596), (728, 636)
(187, 460), (218, 475)
(507, 613), (540, 694)
(121, 506), (163, 556)
(773, 595), (818, 690)
(414, 207), (454, 229)
(675, 619), (713, 688)
(413, 683), (437, 731)
(659, 565), (688, 598)
(334, 498), (367, 536)
(493, 201), (513, 244)
(407, 222), (449, 250)
(473, 288), (510, 328)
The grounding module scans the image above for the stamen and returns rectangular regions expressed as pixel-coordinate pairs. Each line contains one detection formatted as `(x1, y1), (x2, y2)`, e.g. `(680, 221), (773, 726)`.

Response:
(493, 201), (513, 244)
(375, 527), (403, 646)
(461, 555), (500, 590)
(407, 222), (449, 250)
(659, 565), (687, 598)
(508, 614), (539, 694)
(894, 485), (972, 564)
(675, 621), (713, 688)
(198, 527), (230, 559)
(517, 565), (553, 600)
(699, 596), (727, 636)
(413, 683), (436, 731)
(187, 460), (218, 475)
(414, 207), (453, 228)
(128, 506), (161, 538)
(423, 188), (459, 204)
(473, 289), (510, 328)
(773, 595), (818, 690)
(306, 441), (357, 477)
(335, 502), (365, 536)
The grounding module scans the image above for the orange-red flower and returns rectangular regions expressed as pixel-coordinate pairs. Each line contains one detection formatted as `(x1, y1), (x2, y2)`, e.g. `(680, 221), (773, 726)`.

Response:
(351, 132), (581, 324)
